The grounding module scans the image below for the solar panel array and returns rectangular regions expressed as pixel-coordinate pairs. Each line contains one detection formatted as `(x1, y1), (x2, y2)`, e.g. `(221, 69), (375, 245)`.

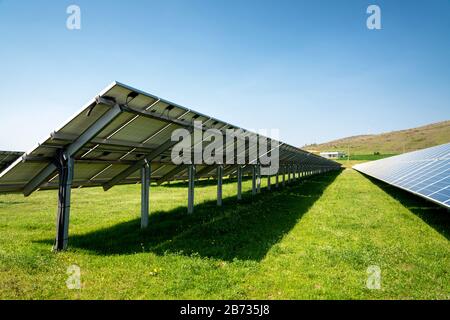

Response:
(0, 151), (23, 173)
(353, 143), (450, 208)
(0, 82), (340, 195)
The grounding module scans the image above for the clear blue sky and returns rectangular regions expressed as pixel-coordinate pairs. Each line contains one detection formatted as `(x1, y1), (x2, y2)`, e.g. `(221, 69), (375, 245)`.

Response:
(0, 0), (449, 151)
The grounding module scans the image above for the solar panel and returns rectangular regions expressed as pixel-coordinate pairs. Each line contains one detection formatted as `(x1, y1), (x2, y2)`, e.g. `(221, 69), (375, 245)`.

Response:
(0, 81), (341, 250)
(353, 143), (450, 208)
(0, 151), (24, 173)
(0, 81), (340, 194)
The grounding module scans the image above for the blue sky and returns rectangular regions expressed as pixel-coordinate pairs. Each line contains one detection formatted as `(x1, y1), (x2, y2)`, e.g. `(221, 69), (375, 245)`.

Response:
(0, 0), (449, 151)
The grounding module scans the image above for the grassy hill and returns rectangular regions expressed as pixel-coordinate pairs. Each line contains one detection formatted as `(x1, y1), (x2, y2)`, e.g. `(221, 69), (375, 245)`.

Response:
(305, 120), (450, 155)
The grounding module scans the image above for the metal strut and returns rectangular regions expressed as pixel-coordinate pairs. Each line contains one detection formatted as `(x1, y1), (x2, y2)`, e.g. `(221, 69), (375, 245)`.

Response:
(252, 165), (257, 195)
(54, 150), (74, 251)
(141, 160), (150, 229)
(217, 165), (223, 206)
(237, 165), (243, 200)
(187, 165), (195, 214)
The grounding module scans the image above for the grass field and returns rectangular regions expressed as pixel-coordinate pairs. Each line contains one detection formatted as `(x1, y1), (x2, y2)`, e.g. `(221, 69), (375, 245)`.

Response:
(346, 154), (397, 161)
(0, 169), (448, 299)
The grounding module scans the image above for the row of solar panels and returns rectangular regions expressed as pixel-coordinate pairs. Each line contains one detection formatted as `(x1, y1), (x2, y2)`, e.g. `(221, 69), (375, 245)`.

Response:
(353, 143), (450, 208)
(0, 82), (340, 194)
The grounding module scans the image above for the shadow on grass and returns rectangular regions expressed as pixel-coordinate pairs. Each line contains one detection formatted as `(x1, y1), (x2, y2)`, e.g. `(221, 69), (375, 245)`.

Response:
(0, 200), (25, 205)
(37, 170), (341, 261)
(367, 176), (450, 241)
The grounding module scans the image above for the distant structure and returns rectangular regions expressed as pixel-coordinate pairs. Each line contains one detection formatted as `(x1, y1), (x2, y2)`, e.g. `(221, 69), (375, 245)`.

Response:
(320, 151), (346, 159)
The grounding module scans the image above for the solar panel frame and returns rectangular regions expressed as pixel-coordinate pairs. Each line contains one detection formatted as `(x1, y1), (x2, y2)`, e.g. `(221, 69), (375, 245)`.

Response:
(0, 82), (343, 250)
(0, 81), (341, 194)
(353, 143), (450, 209)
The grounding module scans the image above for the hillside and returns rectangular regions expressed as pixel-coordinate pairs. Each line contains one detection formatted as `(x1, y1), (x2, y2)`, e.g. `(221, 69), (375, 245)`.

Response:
(305, 120), (450, 155)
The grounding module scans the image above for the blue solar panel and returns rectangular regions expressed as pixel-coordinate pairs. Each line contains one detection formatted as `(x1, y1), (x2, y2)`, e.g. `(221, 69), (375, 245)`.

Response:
(353, 143), (450, 208)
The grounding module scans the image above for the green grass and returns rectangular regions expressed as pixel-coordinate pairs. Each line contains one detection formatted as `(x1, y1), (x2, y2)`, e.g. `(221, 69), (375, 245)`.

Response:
(346, 154), (397, 161)
(0, 170), (448, 299)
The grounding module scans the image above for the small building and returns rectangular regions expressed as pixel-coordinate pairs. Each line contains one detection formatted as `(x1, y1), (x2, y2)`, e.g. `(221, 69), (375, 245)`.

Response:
(320, 151), (346, 159)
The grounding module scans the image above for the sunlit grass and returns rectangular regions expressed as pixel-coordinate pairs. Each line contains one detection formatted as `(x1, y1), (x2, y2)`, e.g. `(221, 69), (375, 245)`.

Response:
(0, 170), (448, 299)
